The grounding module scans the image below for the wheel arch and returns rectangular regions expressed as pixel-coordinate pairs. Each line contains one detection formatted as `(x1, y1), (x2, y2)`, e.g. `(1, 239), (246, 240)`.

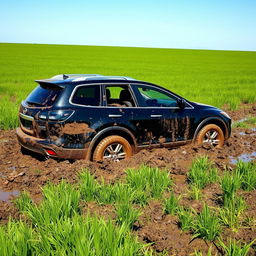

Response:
(86, 126), (137, 160)
(193, 117), (229, 141)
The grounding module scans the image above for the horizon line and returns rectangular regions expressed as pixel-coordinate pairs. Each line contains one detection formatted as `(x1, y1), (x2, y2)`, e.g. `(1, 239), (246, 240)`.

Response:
(1, 41), (255, 53)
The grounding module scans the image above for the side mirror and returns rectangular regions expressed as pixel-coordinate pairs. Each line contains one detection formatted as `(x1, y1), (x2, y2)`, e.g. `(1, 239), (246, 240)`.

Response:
(177, 98), (186, 109)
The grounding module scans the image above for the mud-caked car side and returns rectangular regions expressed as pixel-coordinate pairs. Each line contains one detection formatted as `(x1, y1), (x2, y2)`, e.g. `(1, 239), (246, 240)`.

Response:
(16, 74), (231, 161)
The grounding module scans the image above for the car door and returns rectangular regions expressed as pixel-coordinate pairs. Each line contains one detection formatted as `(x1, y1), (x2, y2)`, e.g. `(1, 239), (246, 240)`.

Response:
(99, 83), (136, 131)
(130, 83), (195, 146)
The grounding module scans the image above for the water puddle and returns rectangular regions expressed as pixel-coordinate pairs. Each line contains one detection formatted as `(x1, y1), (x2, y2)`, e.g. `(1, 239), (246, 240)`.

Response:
(236, 118), (248, 123)
(239, 128), (256, 136)
(239, 132), (256, 136)
(229, 152), (256, 164)
(0, 190), (20, 202)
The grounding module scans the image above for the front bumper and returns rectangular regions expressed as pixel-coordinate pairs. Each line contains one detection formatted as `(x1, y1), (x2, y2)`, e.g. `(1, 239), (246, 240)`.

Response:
(16, 127), (88, 160)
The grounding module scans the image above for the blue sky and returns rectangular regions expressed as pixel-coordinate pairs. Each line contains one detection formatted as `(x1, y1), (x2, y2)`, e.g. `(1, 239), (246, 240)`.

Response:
(1, 0), (255, 51)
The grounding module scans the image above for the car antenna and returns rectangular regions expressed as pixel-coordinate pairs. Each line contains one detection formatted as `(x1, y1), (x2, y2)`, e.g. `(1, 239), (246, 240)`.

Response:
(63, 74), (69, 80)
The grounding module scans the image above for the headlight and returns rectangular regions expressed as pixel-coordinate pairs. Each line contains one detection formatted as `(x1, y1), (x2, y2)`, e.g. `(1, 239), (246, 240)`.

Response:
(220, 111), (231, 119)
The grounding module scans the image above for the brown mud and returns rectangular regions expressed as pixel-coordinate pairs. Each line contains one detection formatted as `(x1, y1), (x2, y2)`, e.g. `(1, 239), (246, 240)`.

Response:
(61, 122), (95, 135)
(0, 104), (255, 255)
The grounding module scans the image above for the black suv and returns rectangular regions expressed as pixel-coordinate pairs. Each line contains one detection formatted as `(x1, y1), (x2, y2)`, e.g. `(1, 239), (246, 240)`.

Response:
(16, 74), (231, 161)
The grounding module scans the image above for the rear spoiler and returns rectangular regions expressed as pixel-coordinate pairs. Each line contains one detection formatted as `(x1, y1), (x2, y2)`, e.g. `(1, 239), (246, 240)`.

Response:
(35, 79), (65, 88)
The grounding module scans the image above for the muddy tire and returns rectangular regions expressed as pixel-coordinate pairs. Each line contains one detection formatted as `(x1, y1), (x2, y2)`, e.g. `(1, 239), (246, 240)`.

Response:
(93, 135), (133, 162)
(195, 124), (225, 148)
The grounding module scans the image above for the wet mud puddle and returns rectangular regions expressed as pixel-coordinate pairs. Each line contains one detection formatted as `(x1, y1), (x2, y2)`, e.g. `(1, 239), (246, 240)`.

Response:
(239, 128), (256, 136)
(229, 152), (256, 164)
(0, 190), (20, 202)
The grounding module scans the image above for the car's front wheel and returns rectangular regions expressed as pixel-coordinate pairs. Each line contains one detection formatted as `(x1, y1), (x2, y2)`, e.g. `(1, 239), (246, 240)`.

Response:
(195, 124), (225, 148)
(93, 135), (133, 162)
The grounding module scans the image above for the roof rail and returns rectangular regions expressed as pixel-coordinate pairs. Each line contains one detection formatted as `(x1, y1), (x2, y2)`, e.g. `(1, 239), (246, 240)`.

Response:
(86, 76), (135, 80)
(48, 74), (136, 82)
(72, 75), (136, 82)
(50, 74), (102, 80)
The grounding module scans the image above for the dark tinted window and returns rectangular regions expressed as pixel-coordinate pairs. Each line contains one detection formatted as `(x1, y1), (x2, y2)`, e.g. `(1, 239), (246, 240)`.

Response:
(26, 85), (62, 107)
(72, 85), (101, 106)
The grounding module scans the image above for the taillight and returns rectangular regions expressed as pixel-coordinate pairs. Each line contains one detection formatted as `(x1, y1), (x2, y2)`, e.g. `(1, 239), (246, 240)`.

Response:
(39, 110), (74, 121)
(46, 149), (57, 156)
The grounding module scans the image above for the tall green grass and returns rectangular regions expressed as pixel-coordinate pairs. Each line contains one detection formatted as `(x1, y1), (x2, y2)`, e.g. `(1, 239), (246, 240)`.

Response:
(193, 205), (221, 241)
(218, 239), (255, 256)
(177, 205), (221, 241)
(177, 207), (195, 231)
(164, 192), (180, 215)
(188, 156), (218, 189)
(221, 169), (242, 206)
(0, 215), (150, 256)
(12, 179), (154, 255)
(116, 202), (141, 229)
(0, 221), (34, 256)
(236, 161), (256, 191)
(126, 165), (172, 201)
(219, 166), (251, 230)
(218, 196), (246, 230)
(1, 43), (256, 129)
(79, 166), (172, 206)
(16, 181), (81, 225)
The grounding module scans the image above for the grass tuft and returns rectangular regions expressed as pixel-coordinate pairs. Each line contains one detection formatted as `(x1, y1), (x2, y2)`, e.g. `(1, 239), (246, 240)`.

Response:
(126, 165), (172, 201)
(218, 195), (246, 230)
(188, 156), (218, 189)
(0, 221), (34, 256)
(218, 238), (255, 256)
(116, 203), (141, 229)
(16, 180), (81, 225)
(188, 184), (202, 200)
(164, 192), (180, 215)
(178, 207), (195, 231)
(193, 205), (221, 241)
(221, 169), (242, 206)
(236, 161), (256, 191)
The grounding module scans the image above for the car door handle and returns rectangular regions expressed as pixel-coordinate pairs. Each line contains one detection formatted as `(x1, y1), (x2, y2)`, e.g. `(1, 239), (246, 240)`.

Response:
(108, 114), (122, 118)
(150, 114), (162, 118)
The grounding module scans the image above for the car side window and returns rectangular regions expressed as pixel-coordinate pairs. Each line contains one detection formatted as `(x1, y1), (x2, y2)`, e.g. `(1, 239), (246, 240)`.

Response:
(133, 84), (178, 107)
(72, 85), (101, 106)
(105, 84), (135, 107)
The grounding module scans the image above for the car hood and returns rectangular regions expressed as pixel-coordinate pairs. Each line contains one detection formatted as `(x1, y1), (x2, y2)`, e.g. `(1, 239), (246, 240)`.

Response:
(189, 101), (221, 111)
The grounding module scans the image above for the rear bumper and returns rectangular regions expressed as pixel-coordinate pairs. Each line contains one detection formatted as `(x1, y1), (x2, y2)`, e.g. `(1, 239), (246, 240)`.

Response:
(16, 127), (88, 160)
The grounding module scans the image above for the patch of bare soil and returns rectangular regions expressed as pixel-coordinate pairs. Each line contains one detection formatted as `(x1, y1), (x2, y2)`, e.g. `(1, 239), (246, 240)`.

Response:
(137, 200), (214, 255)
(226, 103), (256, 121)
(0, 104), (255, 254)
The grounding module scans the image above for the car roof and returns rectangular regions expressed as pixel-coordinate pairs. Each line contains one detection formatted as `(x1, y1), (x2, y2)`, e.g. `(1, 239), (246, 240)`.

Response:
(35, 74), (184, 100)
(35, 74), (154, 87)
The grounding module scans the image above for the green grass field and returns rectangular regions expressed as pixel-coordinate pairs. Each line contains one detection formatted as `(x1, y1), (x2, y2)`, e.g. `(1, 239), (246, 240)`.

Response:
(0, 43), (256, 129)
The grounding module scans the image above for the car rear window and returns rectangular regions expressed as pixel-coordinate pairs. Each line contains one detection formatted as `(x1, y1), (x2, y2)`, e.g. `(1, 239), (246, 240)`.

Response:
(72, 85), (101, 106)
(26, 85), (62, 107)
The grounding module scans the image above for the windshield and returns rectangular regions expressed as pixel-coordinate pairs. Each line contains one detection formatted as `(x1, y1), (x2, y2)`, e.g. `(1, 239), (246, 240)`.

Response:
(26, 85), (62, 107)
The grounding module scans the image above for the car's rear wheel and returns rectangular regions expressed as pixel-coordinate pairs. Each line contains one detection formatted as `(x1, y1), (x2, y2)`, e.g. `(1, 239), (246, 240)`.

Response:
(195, 124), (225, 148)
(93, 135), (133, 162)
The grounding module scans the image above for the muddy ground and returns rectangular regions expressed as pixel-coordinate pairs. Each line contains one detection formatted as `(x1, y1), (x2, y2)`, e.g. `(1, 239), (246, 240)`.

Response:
(0, 104), (255, 255)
